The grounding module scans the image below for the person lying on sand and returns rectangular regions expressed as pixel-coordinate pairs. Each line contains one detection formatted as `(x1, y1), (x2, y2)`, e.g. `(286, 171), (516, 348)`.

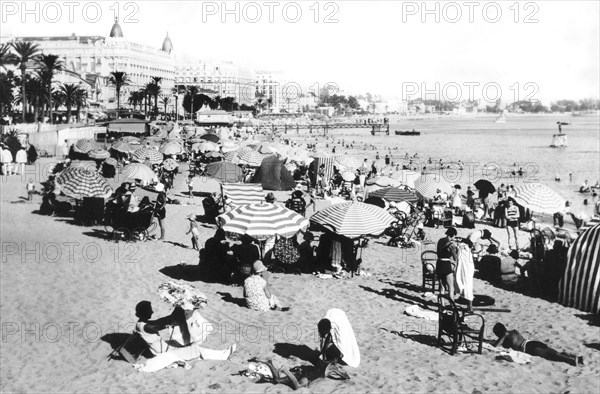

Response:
(492, 323), (583, 366)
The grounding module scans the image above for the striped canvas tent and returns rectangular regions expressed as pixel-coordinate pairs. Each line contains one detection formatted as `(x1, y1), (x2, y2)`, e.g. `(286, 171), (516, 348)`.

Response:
(222, 183), (265, 207)
(559, 222), (600, 314)
(311, 155), (336, 186)
(369, 187), (418, 203)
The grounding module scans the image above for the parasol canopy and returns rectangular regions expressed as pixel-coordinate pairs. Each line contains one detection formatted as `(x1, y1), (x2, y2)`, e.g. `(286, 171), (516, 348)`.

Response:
(160, 141), (184, 155)
(193, 141), (220, 153)
(341, 171), (356, 182)
(310, 202), (395, 238)
(512, 183), (566, 214)
(131, 147), (163, 164)
(162, 158), (179, 172)
(335, 155), (362, 171)
(74, 138), (100, 153)
(55, 167), (112, 199)
(414, 174), (454, 200)
(369, 187), (418, 203)
(110, 140), (134, 153)
(68, 160), (97, 170)
(205, 151), (223, 159)
(121, 163), (155, 182)
(87, 149), (110, 160)
(204, 161), (244, 183)
(237, 149), (264, 167)
(217, 203), (309, 241)
(200, 133), (220, 143)
(104, 157), (118, 167)
(363, 196), (386, 208)
(474, 179), (496, 194)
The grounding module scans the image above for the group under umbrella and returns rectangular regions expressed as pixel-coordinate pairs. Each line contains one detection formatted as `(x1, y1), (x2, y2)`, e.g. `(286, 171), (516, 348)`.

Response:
(310, 202), (395, 239)
(55, 167), (113, 199)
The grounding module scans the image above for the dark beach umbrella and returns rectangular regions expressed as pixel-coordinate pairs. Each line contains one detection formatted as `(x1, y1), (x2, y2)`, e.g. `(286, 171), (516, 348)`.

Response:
(474, 179), (496, 194)
(364, 196), (386, 208)
(204, 161), (244, 183)
(200, 134), (220, 143)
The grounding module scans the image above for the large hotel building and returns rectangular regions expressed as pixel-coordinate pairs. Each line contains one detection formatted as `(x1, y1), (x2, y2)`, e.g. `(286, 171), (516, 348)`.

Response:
(2, 18), (263, 113)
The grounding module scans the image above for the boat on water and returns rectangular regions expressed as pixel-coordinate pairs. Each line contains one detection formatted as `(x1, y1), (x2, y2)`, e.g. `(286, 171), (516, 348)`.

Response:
(394, 130), (421, 136)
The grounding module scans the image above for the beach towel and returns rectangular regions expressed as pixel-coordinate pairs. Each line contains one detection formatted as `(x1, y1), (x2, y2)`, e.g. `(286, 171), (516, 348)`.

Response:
(404, 305), (438, 321)
(455, 243), (474, 301)
(322, 308), (360, 368)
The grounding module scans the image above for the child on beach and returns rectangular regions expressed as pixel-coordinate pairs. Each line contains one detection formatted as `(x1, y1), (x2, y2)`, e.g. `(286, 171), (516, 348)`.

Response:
(26, 179), (35, 201)
(186, 176), (194, 197)
(186, 214), (200, 250)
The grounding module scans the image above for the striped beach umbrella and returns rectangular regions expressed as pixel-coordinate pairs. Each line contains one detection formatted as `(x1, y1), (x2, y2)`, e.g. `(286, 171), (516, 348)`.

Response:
(88, 149), (110, 160)
(237, 149), (264, 167)
(559, 222), (600, 314)
(217, 203), (309, 241)
(122, 163), (155, 182)
(160, 141), (184, 155)
(414, 174), (454, 200)
(110, 140), (134, 153)
(104, 157), (118, 167)
(131, 147), (163, 164)
(310, 202), (395, 238)
(335, 155), (362, 171)
(513, 183), (565, 214)
(369, 187), (418, 203)
(69, 160), (97, 170)
(74, 138), (99, 153)
(120, 136), (140, 144)
(55, 167), (112, 199)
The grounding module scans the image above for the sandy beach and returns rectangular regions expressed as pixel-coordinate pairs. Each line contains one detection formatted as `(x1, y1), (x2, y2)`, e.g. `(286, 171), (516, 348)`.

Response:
(1, 150), (599, 393)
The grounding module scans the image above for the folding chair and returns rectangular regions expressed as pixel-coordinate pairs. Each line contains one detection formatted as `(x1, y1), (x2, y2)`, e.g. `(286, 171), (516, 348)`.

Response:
(437, 294), (485, 355)
(421, 251), (438, 292)
(107, 331), (149, 364)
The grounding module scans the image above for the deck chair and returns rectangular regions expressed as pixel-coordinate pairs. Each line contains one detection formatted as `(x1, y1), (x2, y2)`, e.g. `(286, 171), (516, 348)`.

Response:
(108, 331), (149, 364)
(437, 294), (485, 355)
(421, 251), (438, 292)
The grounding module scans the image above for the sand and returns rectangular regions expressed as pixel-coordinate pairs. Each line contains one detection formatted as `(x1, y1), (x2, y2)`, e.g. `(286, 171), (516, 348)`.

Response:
(1, 152), (599, 393)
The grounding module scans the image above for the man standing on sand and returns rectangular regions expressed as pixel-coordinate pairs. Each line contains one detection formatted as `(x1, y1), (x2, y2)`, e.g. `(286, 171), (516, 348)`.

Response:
(62, 140), (69, 159)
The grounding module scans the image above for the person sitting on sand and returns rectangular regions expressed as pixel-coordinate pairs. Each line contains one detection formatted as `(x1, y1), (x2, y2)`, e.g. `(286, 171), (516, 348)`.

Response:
(243, 260), (282, 311)
(492, 322), (583, 366)
(318, 308), (360, 371)
(133, 301), (236, 372)
(467, 228), (502, 259)
(580, 180), (590, 193)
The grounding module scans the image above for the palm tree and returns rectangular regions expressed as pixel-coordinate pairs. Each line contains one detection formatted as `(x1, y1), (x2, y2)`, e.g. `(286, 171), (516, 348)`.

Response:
(144, 82), (157, 117)
(0, 44), (17, 71)
(128, 90), (143, 111)
(38, 54), (64, 124)
(150, 76), (162, 115)
(107, 71), (130, 119)
(74, 86), (88, 123)
(60, 83), (79, 123)
(11, 41), (40, 122)
(171, 86), (179, 120)
(0, 71), (16, 118)
(160, 95), (170, 114)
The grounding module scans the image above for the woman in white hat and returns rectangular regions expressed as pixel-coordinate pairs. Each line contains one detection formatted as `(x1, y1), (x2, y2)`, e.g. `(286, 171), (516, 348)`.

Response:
(243, 260), (281, 311)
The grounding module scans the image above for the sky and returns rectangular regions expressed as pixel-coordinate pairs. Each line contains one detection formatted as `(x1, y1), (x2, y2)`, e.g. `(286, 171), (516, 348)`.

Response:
(2, 0), (599, 103)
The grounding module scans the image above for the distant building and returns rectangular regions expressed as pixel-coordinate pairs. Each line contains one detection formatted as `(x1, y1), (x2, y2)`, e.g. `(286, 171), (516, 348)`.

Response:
(255, 72), (283, 112)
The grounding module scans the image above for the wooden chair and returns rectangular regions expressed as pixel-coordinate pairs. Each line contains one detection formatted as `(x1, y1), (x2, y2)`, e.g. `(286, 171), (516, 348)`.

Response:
(437, 294), (485, 355)
(421, 250), (438, 293)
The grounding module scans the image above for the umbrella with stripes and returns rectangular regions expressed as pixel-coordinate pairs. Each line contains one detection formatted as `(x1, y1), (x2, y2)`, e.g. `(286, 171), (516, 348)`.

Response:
(335, 155), (362, 171)
(110, 141), (134, 153)
(69, 160), (97, 170)
(160, 141), (184, 155)
(88, 149), (110, 160)
(513, 183), (565, 214)
(414, 174), (454, 200)
(131, 147), (163, 164)
(237, 149), (264, 167)
(310, 202), (395, 238)
(217, 203), (309, 241)
(122, 163), (155, 182)
(74, 138), (99, 153)
(397, 170), (421, 189)
(55, 167), (112, 199)
(559, 222), (600, 314)
(104, 157), (118, 167)
(369, 187), (418, 203)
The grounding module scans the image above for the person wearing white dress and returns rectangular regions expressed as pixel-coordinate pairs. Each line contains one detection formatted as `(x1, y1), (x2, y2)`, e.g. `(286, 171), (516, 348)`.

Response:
(15, 147), (27, 175)
(2, 146), (13, 176)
